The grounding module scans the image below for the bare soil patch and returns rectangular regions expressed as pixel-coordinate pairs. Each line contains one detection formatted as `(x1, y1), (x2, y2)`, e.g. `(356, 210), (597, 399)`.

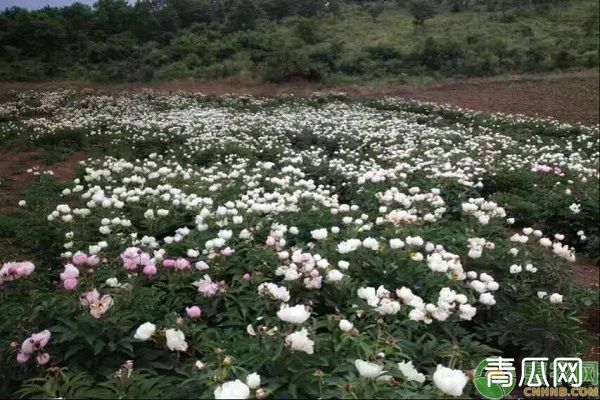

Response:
(0, 149), (85, 212)
(572, 262), (600, 289)
(406, 72), (599, 126)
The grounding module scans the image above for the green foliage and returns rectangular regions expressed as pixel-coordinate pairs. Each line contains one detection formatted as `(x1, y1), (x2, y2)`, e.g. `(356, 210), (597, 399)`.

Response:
(16, 368), (177, 399)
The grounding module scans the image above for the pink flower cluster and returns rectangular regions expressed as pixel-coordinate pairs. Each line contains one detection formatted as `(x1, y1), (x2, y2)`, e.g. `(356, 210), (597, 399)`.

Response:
(163, 258), (191, 270)
(193, 274), (226, 297)
(80, 289), (113, 318)
(72, 251), (100, 266)
(17, 329), (51, 365)
(0, 261), (35, 285)
(60, 264), (80, 291)
(531, 164), (562, 175)
(120, 247), (157, 276)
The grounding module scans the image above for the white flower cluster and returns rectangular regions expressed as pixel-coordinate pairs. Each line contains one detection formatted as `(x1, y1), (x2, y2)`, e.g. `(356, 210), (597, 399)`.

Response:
(462, 198), (506, 225)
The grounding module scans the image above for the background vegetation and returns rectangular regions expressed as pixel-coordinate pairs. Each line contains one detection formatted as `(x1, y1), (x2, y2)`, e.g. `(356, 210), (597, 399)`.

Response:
(0, 0), (598, 83)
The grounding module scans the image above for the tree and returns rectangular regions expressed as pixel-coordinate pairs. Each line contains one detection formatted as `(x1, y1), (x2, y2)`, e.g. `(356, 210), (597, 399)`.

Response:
(223, 0), (264, 32)
(93, 0), (133, 37)
(407, 0), (437, 28)
(166, 0), (212, 28)
(262, 0), (296, 21)
(295, 0), (326, 17)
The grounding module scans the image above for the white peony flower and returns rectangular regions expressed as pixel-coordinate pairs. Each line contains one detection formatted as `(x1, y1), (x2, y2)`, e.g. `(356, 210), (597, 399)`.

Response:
(389, 238), (405, 249)
(165, 328), (188, 352)
(105, 277), (120, 287)
(509, 264), (522, 274)
(214, 379), (250, 399)
(310, 228), (328, 240)
(339, 319), (354, 332)
(549, 293), (563, 304)
(144, 209), (155, 220)
(246, 373), (261, 389)
(458, 304), (477, 320)
(397, 360), (425, 383)
(326, 269), (344, 282)
(277, 304), (311, 324)
(433, 365), (468, 396)
(362, 237), (379, 250)
(285, 329), (314, 354)
(354, 359), (384, 379)
(479, 292), (496, 306)
(134, 322), (156, 341)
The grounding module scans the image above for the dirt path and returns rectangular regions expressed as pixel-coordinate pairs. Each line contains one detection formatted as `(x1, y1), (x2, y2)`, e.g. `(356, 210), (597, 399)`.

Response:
(1, 70), (598, 125)
(572, 262), (600, 288)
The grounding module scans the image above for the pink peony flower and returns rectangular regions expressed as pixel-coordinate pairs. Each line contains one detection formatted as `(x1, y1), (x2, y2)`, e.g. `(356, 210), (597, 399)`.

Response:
(16, 352), (30, 364)
(162, 259), (176, 268)
(123, 258), (138, 270)
(194, 275), (219, 297)
(80, 288), (112, 318)
(0, 261), (35, 283)
(242, 273), (251, 281)
(80, 289), (100, 306)
(30, 330), (51, 349)
(60, 264), (79, 281)
(142, 264), (157, 276)
(72, 251), (88, 266)
(186, 306), (201, 319)
(63, 278), (78, 291)
(89, 295), (113, 319)
(175, 258), (191, 270)
(21, 339), (34, 354)
(86, 255), (100, 266)
(120, 247), (152, 270)
(21, 329), (51, 356)
(36, 352), (50, 365)
(16, 261), (35, 277)
(31, 329), (52, 349)
(121, 247), (139, 259)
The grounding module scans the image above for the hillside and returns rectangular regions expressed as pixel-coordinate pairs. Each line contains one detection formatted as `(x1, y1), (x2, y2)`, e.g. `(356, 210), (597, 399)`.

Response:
(0, 0), (598, 83)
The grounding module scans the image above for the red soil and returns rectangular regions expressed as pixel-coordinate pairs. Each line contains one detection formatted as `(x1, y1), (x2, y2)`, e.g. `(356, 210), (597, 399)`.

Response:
(0, 149), (85, 212)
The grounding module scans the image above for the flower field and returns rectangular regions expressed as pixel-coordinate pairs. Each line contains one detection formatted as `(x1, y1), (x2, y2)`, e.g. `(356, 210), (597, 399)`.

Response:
(0, 90), (598, 398)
